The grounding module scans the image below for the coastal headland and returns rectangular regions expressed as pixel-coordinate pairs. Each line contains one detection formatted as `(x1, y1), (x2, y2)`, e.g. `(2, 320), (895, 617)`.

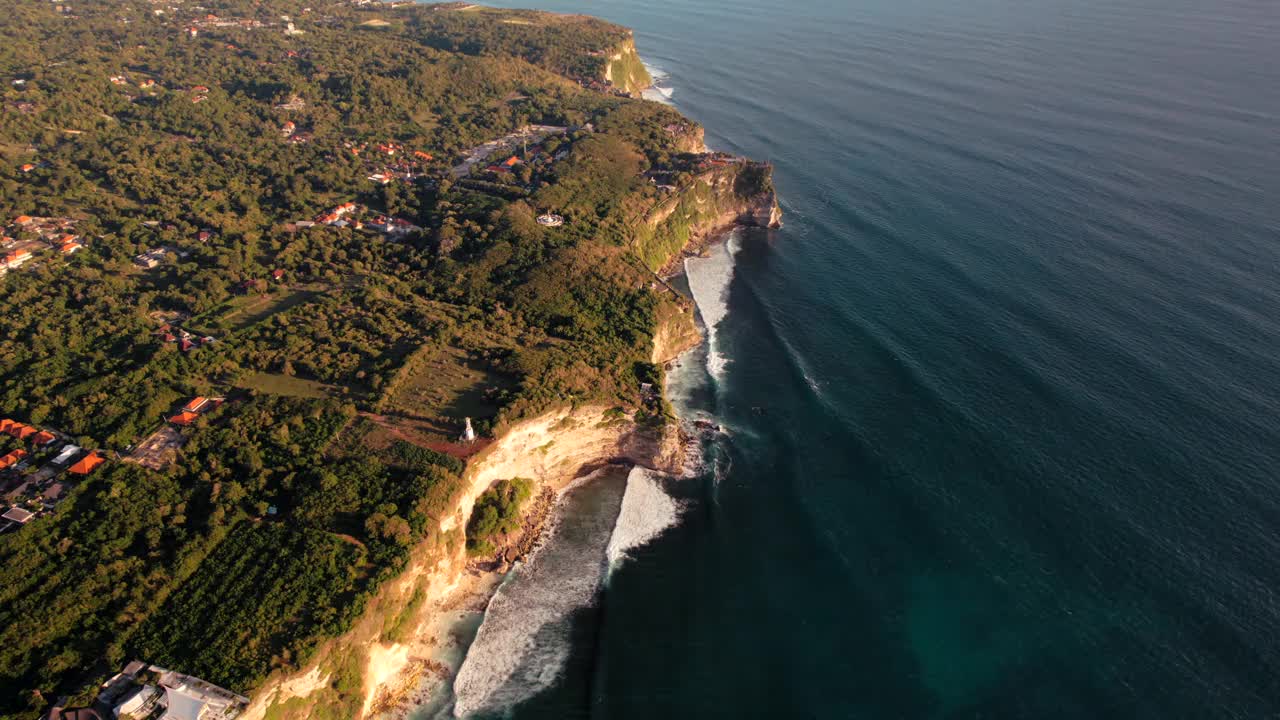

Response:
(0, 2), (776, 718)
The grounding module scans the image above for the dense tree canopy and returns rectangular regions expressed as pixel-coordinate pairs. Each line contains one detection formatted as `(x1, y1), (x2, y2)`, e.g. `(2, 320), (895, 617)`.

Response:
(0, 1), (751, 716)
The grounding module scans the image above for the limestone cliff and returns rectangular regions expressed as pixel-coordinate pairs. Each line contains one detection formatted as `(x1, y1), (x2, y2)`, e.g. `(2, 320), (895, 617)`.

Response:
(241, 397), (691, 720)
(602, 36), (653, 96)
(633, 160), (783, 274)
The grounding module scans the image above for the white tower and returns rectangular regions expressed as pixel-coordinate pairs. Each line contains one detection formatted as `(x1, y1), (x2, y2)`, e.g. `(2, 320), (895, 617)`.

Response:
(461, 417), (476, 443)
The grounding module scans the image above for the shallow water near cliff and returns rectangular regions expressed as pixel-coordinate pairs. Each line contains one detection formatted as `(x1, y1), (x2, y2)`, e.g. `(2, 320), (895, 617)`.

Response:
(453, 0), (1280, 717)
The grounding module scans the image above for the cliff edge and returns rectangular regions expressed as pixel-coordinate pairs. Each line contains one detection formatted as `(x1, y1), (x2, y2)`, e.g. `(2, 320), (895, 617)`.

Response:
(633, 159), (782, 274)
(603, 37), (653, 95)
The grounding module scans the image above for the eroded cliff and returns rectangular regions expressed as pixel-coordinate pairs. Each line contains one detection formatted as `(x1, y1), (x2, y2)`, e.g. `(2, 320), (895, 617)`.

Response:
(602, 37), (653, 95)
(633, 160), (782, 274)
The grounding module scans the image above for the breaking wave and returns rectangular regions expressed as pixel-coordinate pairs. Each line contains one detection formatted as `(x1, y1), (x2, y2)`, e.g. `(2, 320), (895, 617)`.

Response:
(684, 230), (743, 382)
(450, 465), (687, 717)
(450, 469), (625, 718)
(606, 468), (682, 576)
(642, 62), (675, 104)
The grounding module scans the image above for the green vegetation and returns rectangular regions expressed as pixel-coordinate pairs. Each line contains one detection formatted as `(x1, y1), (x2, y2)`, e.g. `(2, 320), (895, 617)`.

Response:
(0, 0), (773, 716)
(466, 477), (535, 556)
(606, 43), (654, 95)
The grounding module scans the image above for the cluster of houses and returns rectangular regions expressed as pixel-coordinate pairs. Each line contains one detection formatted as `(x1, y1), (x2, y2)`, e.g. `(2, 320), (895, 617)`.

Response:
(134, 246), (191, 269)
(369, 151), (433, 182)
(361, 143), (435, 185)
(0, 417), (107, 533)
(300, 202), (422, 238)
(50, 660), (249, 720)
(473, 139), (571, 190)
(279, 121), (313, 144)
(184, 13), (269, 32)
(167, 396), (224, 427)
(123, 396), (222, 473)
(449, 124), (570, 179)
(107, 74), (161, 91)
(2, 215), (84, 278)
(155, 324), (216, 353)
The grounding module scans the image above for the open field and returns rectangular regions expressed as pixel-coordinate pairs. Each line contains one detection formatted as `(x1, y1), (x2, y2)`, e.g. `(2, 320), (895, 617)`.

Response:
(381, 345), (511, 423)
(237, 372), (345, 399)
(191, 287), (323, 334)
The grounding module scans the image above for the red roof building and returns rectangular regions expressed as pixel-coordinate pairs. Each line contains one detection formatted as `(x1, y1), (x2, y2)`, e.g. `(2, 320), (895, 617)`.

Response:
(169, 411), (199, 426)
(68, 452), (105, 475)
(0, 449), (27, 469)
(32, 430), (56, 445)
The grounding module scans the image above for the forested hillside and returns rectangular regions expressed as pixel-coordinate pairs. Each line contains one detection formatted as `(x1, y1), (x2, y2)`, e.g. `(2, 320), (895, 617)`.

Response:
(0, 1), (770, 716)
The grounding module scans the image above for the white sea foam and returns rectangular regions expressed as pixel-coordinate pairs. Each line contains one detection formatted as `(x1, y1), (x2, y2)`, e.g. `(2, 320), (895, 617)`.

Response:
(684, 231), (743, 382)
(641, 61), (675, 104)
(606, 468), (682, 575)
(450, 470), (623, 718)
(450, 465), (686, 717)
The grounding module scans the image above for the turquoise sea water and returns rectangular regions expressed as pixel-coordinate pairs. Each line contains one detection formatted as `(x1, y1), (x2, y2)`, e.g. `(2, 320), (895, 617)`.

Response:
(445, 0), (1280, 717)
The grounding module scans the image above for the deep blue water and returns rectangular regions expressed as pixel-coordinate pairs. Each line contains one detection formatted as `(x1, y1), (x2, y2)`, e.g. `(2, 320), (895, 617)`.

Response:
(456, 0), (1280, 717)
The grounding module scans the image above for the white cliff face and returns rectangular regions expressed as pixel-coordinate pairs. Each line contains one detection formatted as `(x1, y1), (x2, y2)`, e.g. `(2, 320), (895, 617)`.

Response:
(601, 38), (652, 95)
(442, 406), (629, 534)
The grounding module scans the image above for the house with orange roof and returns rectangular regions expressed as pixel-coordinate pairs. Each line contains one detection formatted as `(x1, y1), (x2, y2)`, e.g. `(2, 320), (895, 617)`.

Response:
(14, 215), (32, 224)
(169, 411), (199, 426)
(414, 150), (433, 161)
(68, 452), (105, 475)
(504, 155), (521, 167)
(5, 250), (32, 269)
(0, 449), (27, 469)
(182, 397), (210, 413)
(31, 430), (56, 445)
(0, 419), (12, 433)
(12, 425), (36, 440)
(60, 240), (82, 255)
(20, 163), (35, 172)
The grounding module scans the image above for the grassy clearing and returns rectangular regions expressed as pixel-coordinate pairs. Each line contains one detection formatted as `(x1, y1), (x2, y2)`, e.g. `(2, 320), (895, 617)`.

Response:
(189, 288), (322, 334)
(381, 345), (512, 423)
(238, 372), (345, 399)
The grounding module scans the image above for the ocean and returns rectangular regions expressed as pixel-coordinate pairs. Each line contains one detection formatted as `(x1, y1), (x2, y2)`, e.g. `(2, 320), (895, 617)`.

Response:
(439, 0), (1280, 717)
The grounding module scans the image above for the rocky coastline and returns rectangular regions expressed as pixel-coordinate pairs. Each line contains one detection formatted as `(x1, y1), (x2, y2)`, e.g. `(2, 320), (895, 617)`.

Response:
(238, 30), (781, 720)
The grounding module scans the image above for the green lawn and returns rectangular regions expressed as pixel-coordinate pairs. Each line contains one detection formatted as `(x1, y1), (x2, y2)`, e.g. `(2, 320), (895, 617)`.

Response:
(382, 345), (512, 422)
(190, 288), (323, 334)
(238, 372), (345, 399)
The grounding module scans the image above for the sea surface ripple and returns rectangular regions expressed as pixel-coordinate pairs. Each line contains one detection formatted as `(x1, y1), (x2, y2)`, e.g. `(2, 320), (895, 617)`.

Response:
(462, 0), (1280, 716)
